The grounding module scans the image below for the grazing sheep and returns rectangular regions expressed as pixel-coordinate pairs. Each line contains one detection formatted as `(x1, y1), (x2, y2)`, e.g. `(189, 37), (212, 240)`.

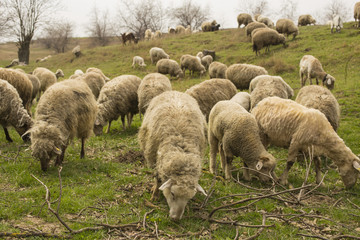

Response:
(230, 92), (251, 111)
(245, 22), (268, 37)
(250, 75), (294, 109)
(175, 25), (186, 34)
(355, 2), (360, 28)
(14, 69), (40, 104)
(55, 69), (64, 79)
(94, 75), (141, 135)
(132, 56), (147, 68)
(122, 32), (138, 45)
(5, 59), (20, 68)
(298, 14), (316, 26)
(201, 20), (220, 32)
(258, 16), (274, 28)
(295, 85), (340, 131)
(225, 63), (268, 90)
(30, 79), (97, 171)
(86, 67), (110, 82)
(299, 55), (335, 90)
(72, 45), (81, 57)
(209, 100), (276, 181)
(168, 27), (176, 34)
(276, 19), (299, 39)
(77, 72), (106, 99)
(0, 68), (33, 113)
(237, 13), (254, 28)
(201, 55), (213, 70)
(330, 15), (343, 33)
(154, 30), (162, 38)
(145, 29), (153, 40)
(156, 59), (184, 79)
(185, 78), (237, 121)
(249, 75), (293, 100)
(252, 97), (360, 189)
(252, 28), (286, 55)
(149, 47), (170, 64)
(209, 61), (227, 79)
(32, 67), (58, 99)
(137, 73), (172, 116)
(180, 55), (206, 77)
(138, 90), (207, 220)
(0, 79), (32, 142)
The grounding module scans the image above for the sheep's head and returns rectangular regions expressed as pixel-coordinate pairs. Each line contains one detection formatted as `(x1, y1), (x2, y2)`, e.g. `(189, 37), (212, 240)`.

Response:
(323, 74), (335, 90)
(246, 152), (277, 182)
(339, 159), (360, 189)
(55, 69), (64, 79)
(278, 34), (286, 46)
(159, 179), (206, 220)
(176, 70), (184, 79)
(94, 118), (105, 136)
(15, 120), (33, 142)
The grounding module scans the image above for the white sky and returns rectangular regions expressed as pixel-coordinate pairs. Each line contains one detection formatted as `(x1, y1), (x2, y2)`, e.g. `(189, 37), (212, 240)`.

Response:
(56, 0), (357, 37)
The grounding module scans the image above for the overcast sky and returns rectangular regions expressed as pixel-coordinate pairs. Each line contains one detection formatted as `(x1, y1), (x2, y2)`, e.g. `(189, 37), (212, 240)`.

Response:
(56, 0), (357, 37)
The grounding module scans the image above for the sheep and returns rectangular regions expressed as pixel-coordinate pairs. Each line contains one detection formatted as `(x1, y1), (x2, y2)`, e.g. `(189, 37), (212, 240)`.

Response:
(276, 18), (299, 39)
(203, 49), (216, 60)
(55, 69), (64, 79)
(250, 75), (294, 109)
(245, 22), (268, 37)
(0, 68), (33, 113)
(252, 96), (360, 189)
(149, 47), (170, 64)
(196, 51), (204, 60)
(132, 56), (147, 68)
(299, 55), (335, 90)
(201, 20), (220, 32)
(5, 59), (20, 68)
(175, 25), (186, 34)
(32, 67), (58, 99)
(237, 13), (254, 28)
(355, 2), (360, 28)
(0, 79), (33, 142)
(185, 78), (237, 121)
(77, 72), (106, 99)
(138, 90), (207, 220)
(168, 27), (176, 34)
(230, 92), (251, 111)
(298, 14), (316, 26)
(249, 75), (293, 99)
(145, 29), (153, 40)
(14, 69), (40, 104)
(330, 15), (343, 33)
(86, 67), (110, 82)
(72, 45), (81, 57)
(295, 85), (340, 131)
(30, 79), (97, 171)
(138, 73), (172, 116)
(185, 25), (192, 34)
(180, 55), (206, 77)
(209, 100), (276, 181)
(154, 30), (162, 38)
(225, 63), (268, 90)
(122, 32), (138, 45)
(75, 69), (84, 75)
(257, 16), (274, 28)
(200, 55), (213, 70)
(252, 28), (286, 55)
(94, 75), (141, 135)
(209, 61), (227, 79)
(156, 59), (184, 79)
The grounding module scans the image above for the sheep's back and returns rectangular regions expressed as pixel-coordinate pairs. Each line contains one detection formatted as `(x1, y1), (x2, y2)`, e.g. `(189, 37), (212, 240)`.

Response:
(226, 64), (268, 90)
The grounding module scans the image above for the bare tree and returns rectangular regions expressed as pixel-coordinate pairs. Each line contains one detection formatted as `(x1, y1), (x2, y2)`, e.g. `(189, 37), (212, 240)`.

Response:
(5, 0), (59, 64)
(323, 0), (350, 22)
(278, 0), (298, 21)
(170, 0), (209, 30)
(237, 0), (268, 16)
(0, 2), (12, 40)
(41, 20), (73, 53)
(87, 6), (113, 46)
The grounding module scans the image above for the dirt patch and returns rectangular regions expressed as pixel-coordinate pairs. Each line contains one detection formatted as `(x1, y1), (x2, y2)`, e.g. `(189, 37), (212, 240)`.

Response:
(12, 215), (64, 235)
(116, 150), (145, 164)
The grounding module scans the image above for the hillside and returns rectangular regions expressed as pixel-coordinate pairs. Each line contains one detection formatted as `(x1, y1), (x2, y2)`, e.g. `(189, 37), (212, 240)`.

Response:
(1, 23), (360, 239)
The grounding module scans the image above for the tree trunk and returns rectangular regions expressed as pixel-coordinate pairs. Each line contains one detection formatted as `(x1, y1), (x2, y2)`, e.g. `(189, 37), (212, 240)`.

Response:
(17, 40), (31, 64)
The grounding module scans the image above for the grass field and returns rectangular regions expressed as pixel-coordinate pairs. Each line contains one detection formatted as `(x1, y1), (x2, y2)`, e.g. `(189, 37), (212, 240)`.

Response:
(1, 23), (360, 239)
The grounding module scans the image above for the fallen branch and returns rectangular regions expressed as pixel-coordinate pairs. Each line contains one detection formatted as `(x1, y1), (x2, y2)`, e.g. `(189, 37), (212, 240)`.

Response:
(347, 198), (360, 210)
(0, 232), (63, 238)
(243, 214), (267, 240)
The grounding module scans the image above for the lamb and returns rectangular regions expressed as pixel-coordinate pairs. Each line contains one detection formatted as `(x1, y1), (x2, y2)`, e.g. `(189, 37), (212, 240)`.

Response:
(295, 85), (340, 131)
(77, 72), (106, 99)
(209, 61), (227, 79)
(252, 96), (360, 189)
(0, 79), (33, 142)
(86, 67), (110, 82)
(0, 68), (33, 113)
(201, 20), (220, 32)
(250, 75), (294, 109)
(156, 59), (184, 79)
(245, 22), (268, 37)
(180, 55), (206, 77)
(330, 15), (343, 33)
(185, 78), (237, 121)
(200, 55), (213, 70)
(230, 92), (251, 111)
(175, 25), (186, 34)
(149, 47), (170, 64)
(237, 13), (254, 28)
(138, 73), (172, 116)
(209, 100), (276, 181)
(138, 90), (207, 220)
(276, 19), (299, 39)
(30, 79), (97, 171)
(145, 29), (153, 41)
(225, 63), (268, 90)
(298, 14), (316, 26)
(355, 2), (360, 28)
(299, 55), (335, 90)
(257, 16), (274, 28)
(252, 28), (286, 55)
(132, 56), (147, 68)
(94, 75), (141, 135)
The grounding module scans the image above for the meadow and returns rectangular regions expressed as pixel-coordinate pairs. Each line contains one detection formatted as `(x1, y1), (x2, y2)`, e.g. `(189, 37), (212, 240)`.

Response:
(1, 23), (360, 239)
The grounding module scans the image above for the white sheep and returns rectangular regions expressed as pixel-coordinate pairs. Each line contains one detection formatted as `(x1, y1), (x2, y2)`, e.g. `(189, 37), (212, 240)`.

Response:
(145, 29), (153, 41)
(32, 67), (59, 100)
(299, 55), (335, 90)
(330, 15), (343, 33)
(180, 55), (206, 77)
(154, 30), (162, 38)
(86, 67), (110, 82)
(149, 47), (170, 64)
(138, 90), (207, 220)
(209, 61), (227, 79)
(252, 96), (360, 188)
(72, 45), (81, 57)
(156, 59), (183, 79)
(225, 63), (268, 90)
(201, 55), (213, 70)
(230, 92), (251, 111)
(77, 72), (106, 99)
(132, 56), (147, 68)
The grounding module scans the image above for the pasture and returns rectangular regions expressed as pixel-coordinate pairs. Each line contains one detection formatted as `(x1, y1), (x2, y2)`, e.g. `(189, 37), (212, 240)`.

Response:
(1, 23), (360, 239)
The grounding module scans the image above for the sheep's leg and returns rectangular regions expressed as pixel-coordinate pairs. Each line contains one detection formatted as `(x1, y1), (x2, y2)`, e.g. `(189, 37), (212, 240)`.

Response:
(300, 70), (305, 87)
(106, 121), (112, 133)
(3, 127), (13, 142)
(308, 74), (313, 85)
(314, 156), (325, 186)
(219, 143), (226, 174)
(121, 115), (126, 130)
(209, 133), (219, 174)
(127, 113), (133, 128)
(315, 77), (319, 85)
(80, 138), (85, 159)
(55, 145), (67, 166)
(224, 154), (233, 180)
(150, 176), (161, 201)
(243, 162), (251, 181)
(279, 142), (299, 186)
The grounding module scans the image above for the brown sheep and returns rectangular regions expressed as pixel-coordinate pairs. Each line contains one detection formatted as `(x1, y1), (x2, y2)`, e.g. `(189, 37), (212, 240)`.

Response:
(298, 14), (316, 26)
(276, 19), (299, 39)
(252, 28), (286, 55)
(245, 22), (268, 37)
(237, 13), (253, 28)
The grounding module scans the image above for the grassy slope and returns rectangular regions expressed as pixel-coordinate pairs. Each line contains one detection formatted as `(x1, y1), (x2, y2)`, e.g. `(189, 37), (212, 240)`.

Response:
(1, 24), (360, 239)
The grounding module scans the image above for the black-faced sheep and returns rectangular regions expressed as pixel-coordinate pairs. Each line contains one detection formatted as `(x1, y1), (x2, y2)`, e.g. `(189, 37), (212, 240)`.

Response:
(149, 47), (170, 64)
(252, 96), (360, 189)
(137, 73), (172, 116)
(180, 55), (206, 77)
(200, 55), (213, 70)
(225, 63), (268, 90)
(94, 75), (141, 135)
(30, 79), (97, 171)
(295, 85), (340, 131)
(138, 90), (207, 220)
(230, 92), (251, 111)
(209, 61), (227, 79)
(276, 19), (299, 39)
(132, 56), (146, 68)
(299, 55), (335, 90)
(209, 100), (276, 181)
(252, 28), (286, 55)
(298, 14), (316, 26)
(330, 15), (343, 33)
(245, 22), (268, 37)
(156, 59), (184, 79)
(77, 72), (106, 99)
(237, 13), (253, 28)
(185, 78), (237, 121)
(355, 2), (360, 28)
(0, 79), (32, 142)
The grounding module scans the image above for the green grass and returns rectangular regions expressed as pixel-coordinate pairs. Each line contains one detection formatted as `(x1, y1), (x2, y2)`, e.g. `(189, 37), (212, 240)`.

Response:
(1, 23), (360, 239)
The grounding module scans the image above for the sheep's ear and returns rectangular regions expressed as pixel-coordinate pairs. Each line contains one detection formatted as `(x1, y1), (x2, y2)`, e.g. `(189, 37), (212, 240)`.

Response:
(327, 79), (332, 86)
(353, 161), (360, 172)
(195, 184), (207, 196)
(53, 146), (62, 155)
(159, 179), (173, 191)
(256, 161), (264, 171)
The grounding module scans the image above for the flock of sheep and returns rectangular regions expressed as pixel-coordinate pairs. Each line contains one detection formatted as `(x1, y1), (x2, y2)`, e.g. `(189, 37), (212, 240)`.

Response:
(1, 3), (360, 221)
